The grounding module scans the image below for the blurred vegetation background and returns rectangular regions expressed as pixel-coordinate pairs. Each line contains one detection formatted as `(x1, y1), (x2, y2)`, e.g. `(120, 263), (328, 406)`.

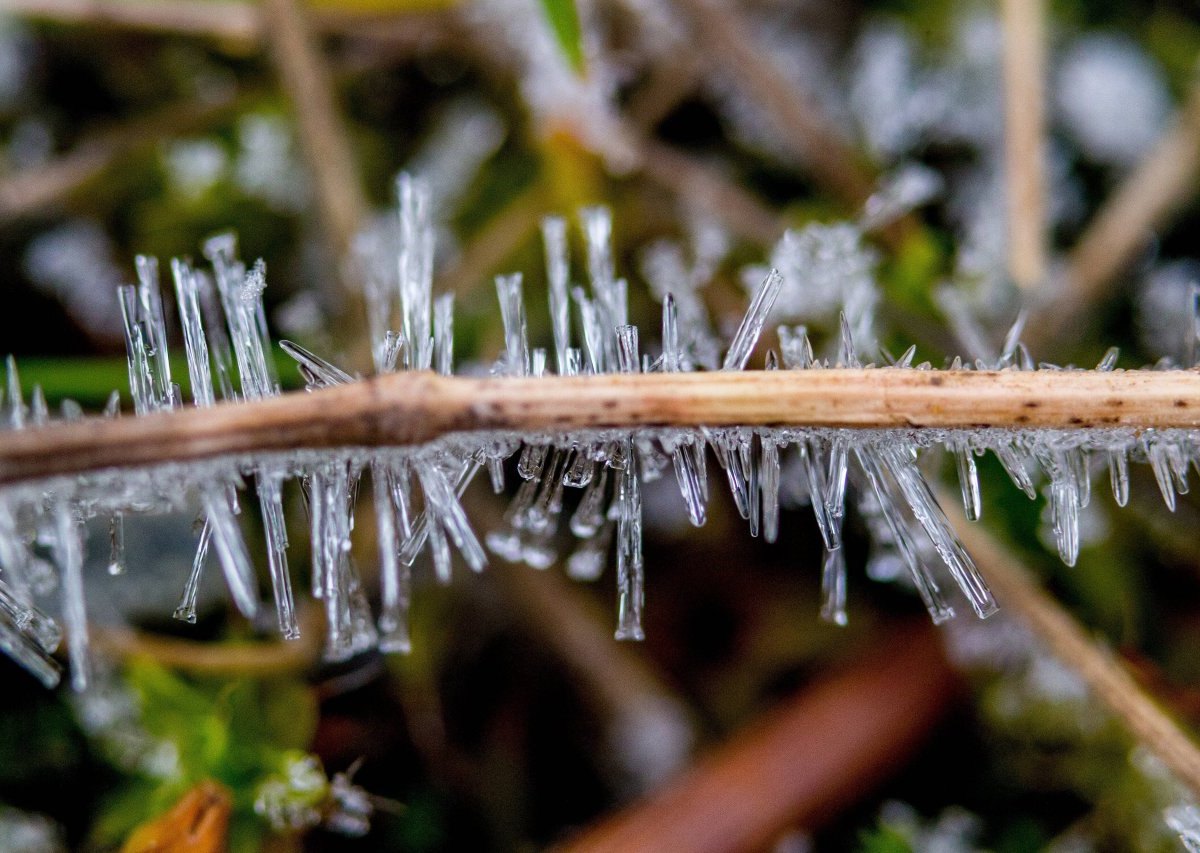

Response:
(3, 0), (1200, 850)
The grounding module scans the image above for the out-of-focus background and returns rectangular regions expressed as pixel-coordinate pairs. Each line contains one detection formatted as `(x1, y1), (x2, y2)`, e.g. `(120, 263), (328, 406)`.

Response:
(3, 0), (1200, 850)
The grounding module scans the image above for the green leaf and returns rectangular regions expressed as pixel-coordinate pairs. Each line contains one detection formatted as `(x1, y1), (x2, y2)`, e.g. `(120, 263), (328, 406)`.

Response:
(537, 0), (586, 73)
(857, 824), (914, 853)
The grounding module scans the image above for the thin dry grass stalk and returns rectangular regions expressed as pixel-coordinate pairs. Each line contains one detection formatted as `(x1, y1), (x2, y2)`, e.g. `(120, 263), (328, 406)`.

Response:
(1029, 77), (1200, 346)
(669, 0), (876, 208)
(1063, 80), (1200, 303)
(946, 497), (1200, 799)
(1000, 0), (1048, 291)
(3, 368), (1200, 486)
(261, 0), (368, 263)
(3, 0), (456, 48)
(0, 92), (246, 221)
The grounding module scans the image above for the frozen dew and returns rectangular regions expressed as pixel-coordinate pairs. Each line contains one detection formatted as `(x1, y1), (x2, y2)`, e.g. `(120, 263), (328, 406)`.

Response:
(723, 269), (782, 371)
(1166, 803), (1200, 853)
(5, 197), (1200, 687)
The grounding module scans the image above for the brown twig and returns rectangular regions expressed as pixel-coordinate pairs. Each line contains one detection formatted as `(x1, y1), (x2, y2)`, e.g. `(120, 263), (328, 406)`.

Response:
(491, 561), (694, 793)
(0, 92), (246, 221)
(946, 498), (1200, 799)
(1000, 0), (1047, 291)
(4, 0), (457, 49)
(1030, 77), (1200, 345)
(669, 0), (876, 208)
(260, 0), (375, 373)
(3, 369), (1200, 486)
(623, 53), (706, 133)
(1066, 77), (1200, 304)
(559, 622), (955, 852)
(631, 134), (787, 245)
(261, 0), (368, 264)
(90, 613), (323, 676)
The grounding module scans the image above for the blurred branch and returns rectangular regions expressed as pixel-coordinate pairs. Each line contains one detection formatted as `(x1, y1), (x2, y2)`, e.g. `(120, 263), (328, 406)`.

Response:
(1000, 0), (1047, 291)
(946, 497), (1200, 799)
(261, 0), (368, 263)
(261, 0), (375, 372)
(623, 53), (705, 132)
(435, 182), (550, 303)
(629, 132), (787, 245)
(91, 607), (323, 676)
(560, 622), (955, 852)
(493, 562), (693, 792)
(3, 0), (457, 49)
(0, 91), (245, 222)
(668, 0), (875, 208)
(4, 369), (1200, 485)
(1030, 77), (1200, 344)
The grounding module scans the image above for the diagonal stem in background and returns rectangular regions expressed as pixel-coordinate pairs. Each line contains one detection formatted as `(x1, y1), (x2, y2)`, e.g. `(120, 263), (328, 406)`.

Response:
(945, 497), (1200, 799)
(3, 368), (1200, 486)
(0, 92), (247, 222)
(1030, 76), (1200, 345)
(668, 0), (875, 209)
(561, 623), (956, 852)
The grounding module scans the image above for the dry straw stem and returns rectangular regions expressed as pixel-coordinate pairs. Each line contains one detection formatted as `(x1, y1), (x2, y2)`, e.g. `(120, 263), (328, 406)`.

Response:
(3, 0), (457, 49)
(1031, 76), (1200, 343)
(1063, 77), (1200, 301)
(668, 0), (877, 209)
(631, 134), (787, 244)
(261, 0), (368, 263)
(4, 369), (1200, 486)
(0, 92), (246, 222)
(945, 498), (1200, 799)
(90, 607), (324, 676)
(1000, 0), (1048, 291)
(561, 623), (955, 853)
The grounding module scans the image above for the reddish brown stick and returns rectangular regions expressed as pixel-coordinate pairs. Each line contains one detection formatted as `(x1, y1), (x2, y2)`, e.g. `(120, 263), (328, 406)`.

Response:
(559, 623), (955, 852)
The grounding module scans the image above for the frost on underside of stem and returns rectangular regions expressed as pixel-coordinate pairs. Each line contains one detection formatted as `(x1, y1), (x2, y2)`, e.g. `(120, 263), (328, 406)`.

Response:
(2, 175), (1199, 691)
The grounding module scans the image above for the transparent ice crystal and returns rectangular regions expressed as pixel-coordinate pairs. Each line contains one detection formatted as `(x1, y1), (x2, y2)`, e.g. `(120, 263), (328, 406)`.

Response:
(4, 177), (1200, 689)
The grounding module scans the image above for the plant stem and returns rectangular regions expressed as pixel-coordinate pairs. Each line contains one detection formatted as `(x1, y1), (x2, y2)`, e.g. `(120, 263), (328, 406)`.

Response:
(0, 92), (246, 221)
(669, 0), (875, 209)
(261, 0), (368, 264)
(1001, 0), (1047, 291)
(562, 623), (955, 852)
(1030, 78), (1200, 346)
(946, 497), (1200, 799)
(3, 0), (456, 48)
(1068, 78), (1200, 303)
(3, 369), (1200, 486)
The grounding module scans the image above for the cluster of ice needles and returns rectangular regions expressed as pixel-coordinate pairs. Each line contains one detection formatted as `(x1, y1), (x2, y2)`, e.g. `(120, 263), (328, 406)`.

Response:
(2, 173), (1199, 693)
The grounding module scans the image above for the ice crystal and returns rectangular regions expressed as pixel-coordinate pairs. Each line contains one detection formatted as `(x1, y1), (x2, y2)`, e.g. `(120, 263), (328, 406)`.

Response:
(1167, 804), (1200, 853)
(4, 174), (1200, 691)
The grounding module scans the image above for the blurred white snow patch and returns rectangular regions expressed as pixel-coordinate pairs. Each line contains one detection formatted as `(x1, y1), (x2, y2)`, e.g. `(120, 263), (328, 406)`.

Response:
(608, 694), (693, 795)
(878, 800), (984, 853)
(1166, 803), (1200, 852)
(23, 219), (127, 343)
(0, 806), (66, 853)
(235, 113), (308, 212)
(0, 16), (34, 112)
(405, 98), (505, 221)
(1056, 34), (1170, 170)
(164, 138), (229, 200)
(746, 223), (879, 347)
